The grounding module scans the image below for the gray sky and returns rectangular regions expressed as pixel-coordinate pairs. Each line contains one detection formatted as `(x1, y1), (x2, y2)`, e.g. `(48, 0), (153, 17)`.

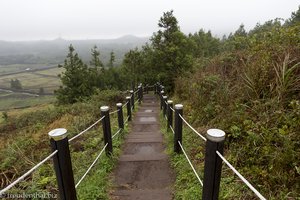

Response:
(0, 0), (299, 41)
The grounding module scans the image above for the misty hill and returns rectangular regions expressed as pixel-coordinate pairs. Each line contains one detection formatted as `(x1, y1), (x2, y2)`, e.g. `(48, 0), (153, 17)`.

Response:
(0, 35), (149, 66)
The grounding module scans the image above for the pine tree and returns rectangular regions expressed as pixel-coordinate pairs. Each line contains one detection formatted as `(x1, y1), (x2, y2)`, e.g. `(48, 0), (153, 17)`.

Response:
(55, 45), (93, 104)
(108, 51), (115, 68)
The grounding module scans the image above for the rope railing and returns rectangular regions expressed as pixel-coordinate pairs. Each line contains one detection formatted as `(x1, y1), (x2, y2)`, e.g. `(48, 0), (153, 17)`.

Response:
(169, 125), (175, 135)
(122, 101), (128, 108)
(124, 115), (130, 124)
(112, 129), (122, 139)
(75, 143), (108, 188)
(109, 109), (119, 115)
(157, 82), (266, 199)
(69, 116), (105, 143)
(216, 151), (267, 200)
(179, 114), (207, 142)
(0, 150), (58, 195)
(0, 85), (145, 199)
(178, 141), (204, 186)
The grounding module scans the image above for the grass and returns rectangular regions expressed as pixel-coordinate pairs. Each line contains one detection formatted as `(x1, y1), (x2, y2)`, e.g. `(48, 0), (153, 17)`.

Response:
(0, 90), (131, 199)
(0, 95), (55, 111)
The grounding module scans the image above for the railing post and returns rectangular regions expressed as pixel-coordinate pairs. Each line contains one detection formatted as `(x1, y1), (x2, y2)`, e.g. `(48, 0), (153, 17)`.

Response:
(138, 86), (142, 104)
(174, 104), (183, 153)
(202, 129), (225, 200)
(163, 95), (168, 117)
(160, 90), (165, 110)
(167, 100), (173, 131)
(49, 128), (77, 200)
(146, 84), (148, 94)
(126, 96), (132, 121)
(130, 90), (134, 110)
(101, 106), (113, 155)
(140, 84), (143, 100)
(116, 103), (124, 129)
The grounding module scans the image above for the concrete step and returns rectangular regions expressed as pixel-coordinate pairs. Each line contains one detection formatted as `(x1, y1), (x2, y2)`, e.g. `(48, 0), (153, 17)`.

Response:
(112, 189), (173, 200)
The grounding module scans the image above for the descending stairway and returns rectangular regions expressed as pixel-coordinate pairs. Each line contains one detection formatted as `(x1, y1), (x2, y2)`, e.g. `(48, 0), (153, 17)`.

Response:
(111, 94), (175, 200)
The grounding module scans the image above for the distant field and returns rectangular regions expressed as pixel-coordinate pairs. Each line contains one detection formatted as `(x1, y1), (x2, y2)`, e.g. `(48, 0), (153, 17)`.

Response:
(0, 66), (63, 93)
(0, 64), (56, 74)
(0, 94), (55, 111)
(0, 65), (61, 111)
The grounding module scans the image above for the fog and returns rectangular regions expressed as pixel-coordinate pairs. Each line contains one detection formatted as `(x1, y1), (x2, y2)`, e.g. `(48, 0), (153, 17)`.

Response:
(0, 0), (299, 41)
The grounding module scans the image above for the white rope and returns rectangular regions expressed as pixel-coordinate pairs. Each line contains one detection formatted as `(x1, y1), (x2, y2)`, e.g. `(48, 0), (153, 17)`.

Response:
(216, 151), (266, 200)
(135, 99), (139, 105)
(170, 107), (175, 112)
(109, 109), (119, 115)
(165, 115), (168, 120)
(178, 141), (203, 186)
(170, 126), (175, 135)
(179, 114), (207, 142)
(0, 150), (58, 195)
(124, 116), (130, 124)
(122, 101), (128, 108)
(75, 143), (108, 188)
(112, 129), (122, 139)
(69, 116), (105, 142)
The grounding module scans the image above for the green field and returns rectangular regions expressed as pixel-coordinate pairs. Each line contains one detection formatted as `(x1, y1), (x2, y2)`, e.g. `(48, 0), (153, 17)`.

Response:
(0, 65), (62, 111)
(0, 67), (62, 93)
(0, 92), (55, 111)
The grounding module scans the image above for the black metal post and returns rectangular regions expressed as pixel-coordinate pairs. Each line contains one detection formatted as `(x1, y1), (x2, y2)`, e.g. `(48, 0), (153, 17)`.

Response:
(126, 96), (132, 121)
(140, 84), (143, 100)
(174, 104), (183, 153)
(49, 129), (77, 200)
(138, 86), (142, 104)
(101, 106), (113, 155)
(146, 84), (148, 94)
(202, 129), (225, 200)
(167, 100), (173, 131)
(130, 90), (134, 110)
(160, 90), (165, 110)
(116, 103), (124, 129)
(163, 95), (168, 117)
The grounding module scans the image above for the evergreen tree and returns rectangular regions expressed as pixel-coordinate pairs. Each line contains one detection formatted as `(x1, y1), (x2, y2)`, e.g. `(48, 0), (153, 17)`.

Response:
(151, 10), (193, 91)
(108, 51), (115, 68)
(90, 45), (104, 70)
(55, 45), (93, 104)
(10, 79), (22, 90)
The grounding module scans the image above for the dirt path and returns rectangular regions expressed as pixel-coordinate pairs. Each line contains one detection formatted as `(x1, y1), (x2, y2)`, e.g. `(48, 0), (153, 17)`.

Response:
(111, 94), (175, 200)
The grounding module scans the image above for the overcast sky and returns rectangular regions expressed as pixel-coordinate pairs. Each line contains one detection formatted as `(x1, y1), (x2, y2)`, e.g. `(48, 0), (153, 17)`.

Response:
(0, 0), (299, 41)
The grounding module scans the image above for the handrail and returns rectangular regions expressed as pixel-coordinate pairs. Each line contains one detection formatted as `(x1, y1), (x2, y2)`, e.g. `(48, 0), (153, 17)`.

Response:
(179, 114), (207, 142)
(158, 83), (266, 200)
(178, 141), (203, 186)
(0, 150), (58, 195)
(69, 116), (105, 142)
(75, 144), (108, 188)
(216, 151), (266, 200)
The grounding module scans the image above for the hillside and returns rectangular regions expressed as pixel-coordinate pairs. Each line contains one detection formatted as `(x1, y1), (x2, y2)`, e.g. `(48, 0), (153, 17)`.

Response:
(0, 35), (149, 66)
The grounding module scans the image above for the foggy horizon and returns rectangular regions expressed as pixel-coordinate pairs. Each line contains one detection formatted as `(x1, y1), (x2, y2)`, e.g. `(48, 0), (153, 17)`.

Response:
(0, 0), (299, 41)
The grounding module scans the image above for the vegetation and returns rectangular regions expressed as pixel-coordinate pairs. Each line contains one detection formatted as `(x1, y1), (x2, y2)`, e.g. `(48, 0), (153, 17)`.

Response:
(169, 8), (300, 199)
(0, 90), (128, 199)
(10, 79), (22, 90)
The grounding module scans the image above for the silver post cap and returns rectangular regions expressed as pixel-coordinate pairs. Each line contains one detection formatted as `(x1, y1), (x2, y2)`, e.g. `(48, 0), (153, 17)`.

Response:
(100, 106), (109, 112)
(126, 96), (131, 100)
(206, 129), (225, 142)
(175, 104), (183, 109)
(48, 128), (68, 141)
(163, 95), (168, 99)
(116, 103), (122, 107)
(167, 100), (173, 104)
(161, 90), (165, 94)
(130, 90), (134, 93)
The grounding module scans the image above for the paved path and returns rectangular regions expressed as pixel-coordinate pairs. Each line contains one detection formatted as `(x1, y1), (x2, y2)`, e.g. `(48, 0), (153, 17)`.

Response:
(111, 94), (175, 200)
